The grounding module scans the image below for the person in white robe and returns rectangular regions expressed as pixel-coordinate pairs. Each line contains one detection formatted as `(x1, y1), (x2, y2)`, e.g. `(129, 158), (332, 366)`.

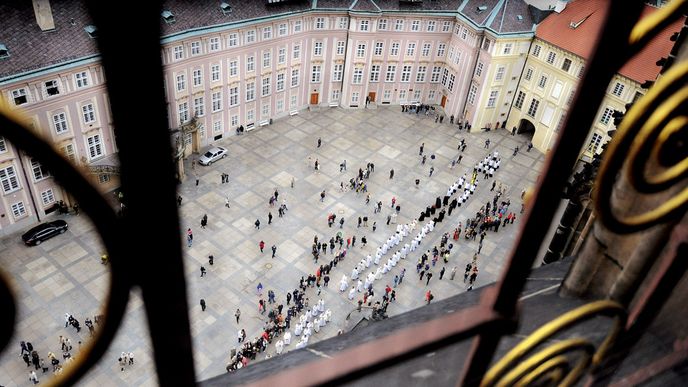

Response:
(340, 275), (348, 292)
(313, 319), (321, 333)
(374, 254), (381, 265)
(283, 332), (291, 345)
(375, 267), (382, 280)
(366, 254), (373, 267)
(294, 323), (303, 336)
(357, 279), (364, 292)
(351, 267), (359, 280)
(348, 286), (356, 300)
(275, 340), (284, 355)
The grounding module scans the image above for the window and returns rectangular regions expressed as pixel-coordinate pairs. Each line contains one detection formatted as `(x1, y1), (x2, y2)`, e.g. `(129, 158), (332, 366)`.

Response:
(430, 66), (441, 83)
(41, 189), (55, 205)
(406, 43), (416, 57)
(538, 75), (547, 88)
(461, 28), (468, 40)
(262, 76), (271, 96)
(390, 42), (399, 56)
(495, 66), (505, 81)
(568, 89), (576, 105)
(75, 71), (90, 88)
(294, 20), (302, 33)
(228, 33), (238, 47)
(290, 95), (297, 108)
(191, 41), (201, 56)
(332, 64), (343, 81)
(503, 43), (513, 55)
(11, 202), (26, 219)
(633, 91), (644, 102)
(546, 51), (556, 64)
(211, 64), (220, 82)
(532, 44), (541, 57)
(247, 109), (255, 122)
(468, 84), (477, 105)
(331, 90), (340, 101)
(441, 68), (449, 86)
(263, 51), (271, 68)
(351, 92), (360, 104)
(416, 66), (427, 82)
(212, 91), (223, 111)
(514, 91), (526, 109)
(278, 48), (286, 64)
(527, 98), (540, 117)
(0, 137), (6, 153)
(370, 65), (380, 82)
(476, 62), (483, 77)
(442, 21), (451, 32)
(400, 65), (412, 82)
(338, 17), (348, 29)
(246, 30), (256, 43)
(612, 82), (624, 97)
(487, 90), (498, 108)
(0, 166), (20, 193)
(263, 26), (272, 40)
(193, 69), (202, 87)
(448, 73), (455, 92)
(314, 41), (323, 56)
(12, 88), (28, 105)
(213, 121), (222, 134)
(277, 73), (285, 91)
(360, 20), (369, 31)
(482, 38), (491, 51)
(599, 107), (613, 125)
(279, 23), (288, 36)
(399, 90), (407, 100)
(385, 65), (396, 82)
(311, 65), (321, 83)
(578, 65), (585, 78)
(178, 102), (189, 123)
(293, 44), (301, 60)
(53, 112), (68, 134)
(193, 97), (205, 117)
(352, 68), (363, 84)
(395, 19), (404, 31)
(411, 20), (420, 31)
(562, 58), (572, 72)
(422, 43), (431, 57)
(231, 115), (238, 127)
(229, 60), (238, 77)
(99, 174), (110, 184)
(337, 41), (346, 55)
(173, 45), (184, 60)
(427, 20), (436, 32)
(246, 82), (255, 101)
(45, 80), (60, 96)
(87, 134), (104, 159)
(315, 17), (325, 29)
(378, 19), (387, 30)
(247, 56), (255, 72)
(82, 103), (96, 123)
(525, 67), (533, 81)
(587, 133), (603, 154)
(437, 43), (446, 57)
(291, 68), (300, 87)
(209, 37), (220, 51)
(383, 89), (391, 101)
(176, 73), (186, 91)
(357, 43), (366, 58)
(31, 158), (51, 181)
(229, 87), (238, 106)
(61, 143), (76, 163)
(413, 90), (422, 100)
(551, 81), (564, 99)
(261, 103), (269, 117)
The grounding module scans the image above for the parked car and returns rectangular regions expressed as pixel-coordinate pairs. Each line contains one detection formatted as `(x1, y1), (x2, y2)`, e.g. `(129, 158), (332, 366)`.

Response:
(21, 220), (68, 246)
(198, 146), (228, 166)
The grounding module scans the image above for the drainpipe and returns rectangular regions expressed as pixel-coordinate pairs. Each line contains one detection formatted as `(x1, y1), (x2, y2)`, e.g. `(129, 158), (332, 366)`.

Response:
(340, 12), (352, 107)
(460, 33), (484, 126)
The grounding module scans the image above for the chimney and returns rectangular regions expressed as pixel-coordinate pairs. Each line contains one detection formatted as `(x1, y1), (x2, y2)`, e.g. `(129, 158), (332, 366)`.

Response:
(32, 0), (56, 31)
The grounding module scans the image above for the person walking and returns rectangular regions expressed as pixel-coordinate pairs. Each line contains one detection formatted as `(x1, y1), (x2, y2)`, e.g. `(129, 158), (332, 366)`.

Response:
(425, 290), (434, 304)
(255, 219), (261, 229)
(225, 197), (230, 208)
(484, 139), (490, 149)
(389, 169), (395, 179)
(259, 240), (265, 253)
(426, 272), (433, 286)
(450, 266), (457, 280)
(513, 146), (519, 156)
(201, 214), (208, 229)
(439, 267), (446, 280)
(271, 244), (277, 258)
(317, 137), (322, 148)
(268, 212), (273, 225)
(419, 143), (425, 156)
(235, 308), (241, 323)
(187, 228), (193, 247)
(429, 166), (434, 177)
(200, 299), (206, 311)
(200, 266), (206, 277)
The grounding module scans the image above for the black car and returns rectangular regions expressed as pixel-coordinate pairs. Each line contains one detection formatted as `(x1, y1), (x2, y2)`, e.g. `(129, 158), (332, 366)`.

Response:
(21, 220), (68, 246)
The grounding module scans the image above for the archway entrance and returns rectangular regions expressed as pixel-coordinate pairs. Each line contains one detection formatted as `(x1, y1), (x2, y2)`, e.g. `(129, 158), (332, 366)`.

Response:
(517, 118), (536, 139)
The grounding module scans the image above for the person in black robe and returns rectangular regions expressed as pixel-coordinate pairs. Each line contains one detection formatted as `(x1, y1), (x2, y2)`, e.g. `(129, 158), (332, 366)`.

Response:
(435, 197), (442, 209)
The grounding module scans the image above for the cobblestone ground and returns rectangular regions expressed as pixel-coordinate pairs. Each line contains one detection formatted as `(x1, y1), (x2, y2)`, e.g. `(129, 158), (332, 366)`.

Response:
(0, 106), (543, 386)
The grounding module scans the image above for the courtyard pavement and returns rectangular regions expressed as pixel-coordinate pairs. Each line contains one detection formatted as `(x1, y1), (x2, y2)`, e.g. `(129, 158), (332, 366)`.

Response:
(0, 106), (543, 386)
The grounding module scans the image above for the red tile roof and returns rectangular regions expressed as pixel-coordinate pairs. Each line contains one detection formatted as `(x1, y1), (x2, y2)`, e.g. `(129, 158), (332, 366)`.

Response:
(535, 0), (683, 83)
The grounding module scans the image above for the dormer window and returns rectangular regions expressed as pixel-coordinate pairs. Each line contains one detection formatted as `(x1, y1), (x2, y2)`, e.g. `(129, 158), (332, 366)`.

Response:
(220, 2), (232, 15)
(84, 25), (97, 39)
(0, 44), (9, 59)
(12, 88), (28, 106)
(162, 10), (175, 24)
(45, 80), (60, 97)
